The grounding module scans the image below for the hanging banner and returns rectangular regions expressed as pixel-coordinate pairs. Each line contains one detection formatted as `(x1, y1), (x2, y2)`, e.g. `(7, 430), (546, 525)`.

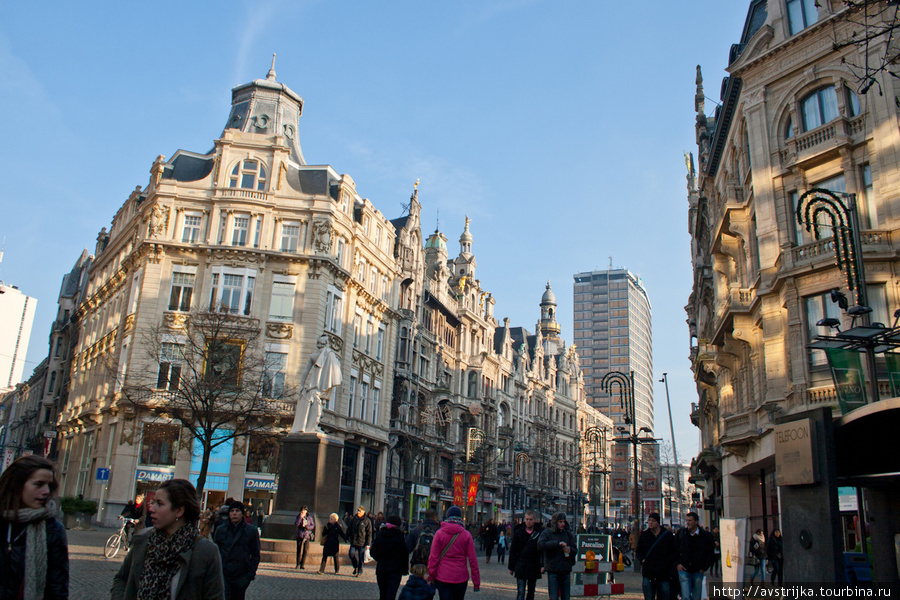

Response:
(453, 472), (466, 505)
(467, 473), (480, 506)
(824, 348), (867, 413)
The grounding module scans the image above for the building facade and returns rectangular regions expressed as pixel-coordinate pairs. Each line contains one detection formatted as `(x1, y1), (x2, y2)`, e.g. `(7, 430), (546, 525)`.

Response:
(0, 282), (37, 392)
(56, 67), (401, 522)
(573, 268), (653, 520)
(686, 0), (900, 542)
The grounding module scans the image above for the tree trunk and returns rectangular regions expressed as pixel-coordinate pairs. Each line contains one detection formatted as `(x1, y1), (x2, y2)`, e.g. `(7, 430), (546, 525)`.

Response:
(195, 441), (213, 495)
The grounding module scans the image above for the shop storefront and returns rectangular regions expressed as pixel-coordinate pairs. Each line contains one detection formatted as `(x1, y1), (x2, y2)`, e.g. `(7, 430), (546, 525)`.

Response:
(190, 431), (233, 511)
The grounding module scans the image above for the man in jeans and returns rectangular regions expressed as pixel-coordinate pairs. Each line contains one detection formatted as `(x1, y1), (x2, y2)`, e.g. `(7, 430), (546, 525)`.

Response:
(675, 512), (715, 600)
(347, 505), (373, 576)
(538, 512), (577, 600)
(636, 512), (679, 600)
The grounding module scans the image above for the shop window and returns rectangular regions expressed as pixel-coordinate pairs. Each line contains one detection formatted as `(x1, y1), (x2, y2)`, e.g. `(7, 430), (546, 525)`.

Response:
(139, 422), (180, 467)
(246, 435), (281, 474)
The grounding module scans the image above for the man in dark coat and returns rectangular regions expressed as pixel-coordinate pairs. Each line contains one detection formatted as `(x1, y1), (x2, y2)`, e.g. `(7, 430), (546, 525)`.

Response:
(371, 515), (410, 600)
(508, 510), (544, 600)
(213, 500), (261, 600)
(675, 512), (715, 600)
(636, 512), (679, 600)
(538, 512), (577, 600)
(347, 505), (373, 576)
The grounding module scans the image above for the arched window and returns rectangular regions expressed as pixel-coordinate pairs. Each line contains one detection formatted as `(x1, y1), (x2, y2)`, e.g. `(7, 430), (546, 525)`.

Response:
(845, 86), (861, 117)
(229, 160), (267, 191)
(785, 116), (794, 139)
(801, 87), (839, 131)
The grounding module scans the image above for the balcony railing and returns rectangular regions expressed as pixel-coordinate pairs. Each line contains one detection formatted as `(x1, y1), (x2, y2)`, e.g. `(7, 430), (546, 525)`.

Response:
(219, 188), (269, 202)
(791, 230), (891, 267)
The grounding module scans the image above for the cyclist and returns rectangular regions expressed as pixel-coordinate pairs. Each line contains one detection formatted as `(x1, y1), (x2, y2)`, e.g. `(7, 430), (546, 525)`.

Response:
(120, 493), (145, 541)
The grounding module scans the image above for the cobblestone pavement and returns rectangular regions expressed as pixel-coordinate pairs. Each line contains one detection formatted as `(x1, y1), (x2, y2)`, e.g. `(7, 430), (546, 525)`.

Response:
(68, 527), (644, 600)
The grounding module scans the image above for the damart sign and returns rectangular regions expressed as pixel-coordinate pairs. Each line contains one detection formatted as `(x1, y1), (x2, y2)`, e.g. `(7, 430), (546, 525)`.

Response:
(774, 418), (818, 486)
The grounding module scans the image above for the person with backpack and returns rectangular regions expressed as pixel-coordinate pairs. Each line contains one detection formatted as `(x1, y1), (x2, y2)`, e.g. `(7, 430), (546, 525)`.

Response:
(408, 508), (441, 567)
(508, 510), (544, 600)
(428, 506), (480, 600)
(371, 515), (410, 600)
(635, 512), (679, 600)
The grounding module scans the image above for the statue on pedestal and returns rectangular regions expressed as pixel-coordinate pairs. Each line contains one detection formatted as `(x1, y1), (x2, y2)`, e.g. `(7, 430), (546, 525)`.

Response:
(291, 335), (342, 434)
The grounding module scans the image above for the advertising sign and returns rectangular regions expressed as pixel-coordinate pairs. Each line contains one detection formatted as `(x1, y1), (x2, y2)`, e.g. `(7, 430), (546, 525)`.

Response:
(467, 474), (480, 506)
(244, 477), (277, 491)
(453, 472), (466, 505)
(190, 429), (234, 475)
(825, 348), (867, 413)
(136, 468), (175, 483)
(774, 418), (818, 486)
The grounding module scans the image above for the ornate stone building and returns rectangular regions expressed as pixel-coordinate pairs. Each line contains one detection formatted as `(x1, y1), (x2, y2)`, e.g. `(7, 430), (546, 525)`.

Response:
(386, 194), (596, 521)
(57, 66), (401, 520)
(686, 0), (900, 539)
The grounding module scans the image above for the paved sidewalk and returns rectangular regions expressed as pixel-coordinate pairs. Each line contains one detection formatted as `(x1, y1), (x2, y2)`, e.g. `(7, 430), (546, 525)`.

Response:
(68, 527), (644, 600)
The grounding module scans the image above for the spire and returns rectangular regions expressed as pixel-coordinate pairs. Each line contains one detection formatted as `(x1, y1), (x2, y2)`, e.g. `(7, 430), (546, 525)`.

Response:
(267, 53), (277, 81)
(540, 281), (561, 339)
(459, 216), (473, 254)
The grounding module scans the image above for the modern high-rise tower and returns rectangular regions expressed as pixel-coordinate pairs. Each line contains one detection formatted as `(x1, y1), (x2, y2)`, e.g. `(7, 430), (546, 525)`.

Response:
(0, 282), (37, 391)
(573, 268), (653, 433)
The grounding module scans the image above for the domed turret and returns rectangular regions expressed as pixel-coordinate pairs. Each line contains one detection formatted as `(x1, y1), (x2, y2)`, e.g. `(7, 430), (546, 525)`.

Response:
(540, 281), (561, 338)
(223, 54), (306, 166)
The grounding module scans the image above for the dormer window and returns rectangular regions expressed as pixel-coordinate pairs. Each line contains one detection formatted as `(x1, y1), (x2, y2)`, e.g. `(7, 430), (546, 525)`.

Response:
(787, 0), (818, 35)
(229, 160), (267, 191)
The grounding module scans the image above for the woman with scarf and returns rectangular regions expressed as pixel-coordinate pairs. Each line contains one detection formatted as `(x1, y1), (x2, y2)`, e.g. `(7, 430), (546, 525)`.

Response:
(0, 455), (68, 600)
(111, 479), (224, 600)
(748, 529), (767, 585)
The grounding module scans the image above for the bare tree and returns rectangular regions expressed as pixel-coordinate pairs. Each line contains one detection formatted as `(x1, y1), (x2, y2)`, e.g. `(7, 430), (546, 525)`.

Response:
(122, 310), (290, 493)
(831, 1), (900, 94)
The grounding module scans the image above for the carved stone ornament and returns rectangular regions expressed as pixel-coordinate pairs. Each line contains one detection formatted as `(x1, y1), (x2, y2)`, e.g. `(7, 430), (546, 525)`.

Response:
(150, 205), (171, 236)
(266, 322), (294, 339)
(163, 313), (189, 330)
(119, 418), (137, 446)
(312, 219), (333, 253)
(123, 313), (137, 334)
(324, 331), (344, 353)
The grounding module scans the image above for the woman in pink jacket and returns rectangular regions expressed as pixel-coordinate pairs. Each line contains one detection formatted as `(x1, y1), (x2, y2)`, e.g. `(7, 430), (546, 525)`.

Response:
(428, 506), (480, 600)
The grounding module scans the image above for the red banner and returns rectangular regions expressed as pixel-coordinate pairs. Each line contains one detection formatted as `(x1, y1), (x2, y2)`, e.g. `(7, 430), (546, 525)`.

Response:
(467, 474), (480, 506)
(453, 472), (466, 505)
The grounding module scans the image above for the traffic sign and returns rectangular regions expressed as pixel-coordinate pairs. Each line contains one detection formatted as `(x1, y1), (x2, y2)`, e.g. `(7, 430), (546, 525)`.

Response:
(96, 468), (110, 481)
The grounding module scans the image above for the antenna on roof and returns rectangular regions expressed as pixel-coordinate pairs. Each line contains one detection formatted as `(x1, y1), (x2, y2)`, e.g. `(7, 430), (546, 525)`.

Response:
(267, 53), (277, 81)
(436, 208), (440, 232)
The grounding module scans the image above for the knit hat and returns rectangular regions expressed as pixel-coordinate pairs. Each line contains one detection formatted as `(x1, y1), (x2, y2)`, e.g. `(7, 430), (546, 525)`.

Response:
(229, 501), (245, 512)
(648, 512), (661, 523)
(553, 512), (567, 522)
(446, 506), (462, 519)
(387, 515), (403, 527)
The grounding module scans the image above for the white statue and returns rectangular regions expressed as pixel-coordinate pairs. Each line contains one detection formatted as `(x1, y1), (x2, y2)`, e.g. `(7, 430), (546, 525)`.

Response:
(290, 335), (343, 434)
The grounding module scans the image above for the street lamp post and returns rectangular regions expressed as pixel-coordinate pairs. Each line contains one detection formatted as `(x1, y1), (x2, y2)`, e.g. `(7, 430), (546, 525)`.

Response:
(659, 373), (684, 522)
(600, 371), (655, 529)
(584, 425), (609, 527)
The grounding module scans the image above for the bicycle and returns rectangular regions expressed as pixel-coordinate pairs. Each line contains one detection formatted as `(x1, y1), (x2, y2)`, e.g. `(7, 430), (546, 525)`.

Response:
(105, 516), (139, 558)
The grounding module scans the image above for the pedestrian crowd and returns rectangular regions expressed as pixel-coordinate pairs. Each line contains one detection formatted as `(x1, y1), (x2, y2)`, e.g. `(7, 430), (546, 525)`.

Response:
(0, 454), (798, 600)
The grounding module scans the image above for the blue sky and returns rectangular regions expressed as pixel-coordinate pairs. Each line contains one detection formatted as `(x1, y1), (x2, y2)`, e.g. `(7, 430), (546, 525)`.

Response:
(0, 1), (753, 461)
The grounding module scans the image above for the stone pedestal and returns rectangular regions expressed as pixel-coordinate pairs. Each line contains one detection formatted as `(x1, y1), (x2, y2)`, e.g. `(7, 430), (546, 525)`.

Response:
(262, 432), (344, 540)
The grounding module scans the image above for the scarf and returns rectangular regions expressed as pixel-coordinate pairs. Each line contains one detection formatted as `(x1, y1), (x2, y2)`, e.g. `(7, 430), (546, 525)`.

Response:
(445, 516), (465, 527)
(138, 523), (197, 600)
(2, 500), (56, 600)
